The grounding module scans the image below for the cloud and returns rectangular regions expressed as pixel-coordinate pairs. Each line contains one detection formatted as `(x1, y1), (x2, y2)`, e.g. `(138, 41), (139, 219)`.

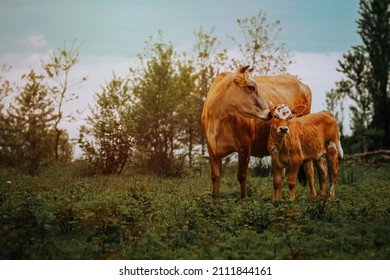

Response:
(27, 33), (47, 47)
(288, 52), (343, 112)
(5, 33), (47, 50)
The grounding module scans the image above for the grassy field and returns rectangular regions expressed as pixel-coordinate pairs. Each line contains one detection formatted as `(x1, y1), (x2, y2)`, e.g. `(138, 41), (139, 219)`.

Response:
(0, 160), (389, 260)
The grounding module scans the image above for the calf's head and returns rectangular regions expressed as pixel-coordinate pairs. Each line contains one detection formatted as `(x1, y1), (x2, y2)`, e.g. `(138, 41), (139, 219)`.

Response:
(270, 104), (306, 137)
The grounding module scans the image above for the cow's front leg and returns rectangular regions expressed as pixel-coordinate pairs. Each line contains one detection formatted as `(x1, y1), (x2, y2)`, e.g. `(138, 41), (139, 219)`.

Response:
(207, 143), (222, 197)
(237, 147), (251, 198)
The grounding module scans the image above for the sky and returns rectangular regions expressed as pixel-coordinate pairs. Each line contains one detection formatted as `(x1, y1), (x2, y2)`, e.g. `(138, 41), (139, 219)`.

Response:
(0, 0), (361, 146)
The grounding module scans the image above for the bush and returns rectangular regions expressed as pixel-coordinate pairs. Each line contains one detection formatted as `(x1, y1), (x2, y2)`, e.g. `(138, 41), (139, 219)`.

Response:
(77, 75), (134, 175)
(132, 151), (187, 177)
(252, 157), (272, 177)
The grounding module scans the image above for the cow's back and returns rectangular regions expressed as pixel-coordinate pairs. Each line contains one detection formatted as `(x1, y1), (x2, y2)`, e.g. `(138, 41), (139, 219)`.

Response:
(254, 74), (312, 113)
(286, 111), (339, 160)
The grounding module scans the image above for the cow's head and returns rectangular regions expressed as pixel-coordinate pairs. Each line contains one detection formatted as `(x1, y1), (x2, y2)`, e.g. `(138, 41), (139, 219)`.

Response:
(215, 65), (271, 120)
(232, 65), (271, 120)
(270, 103), (306, 136)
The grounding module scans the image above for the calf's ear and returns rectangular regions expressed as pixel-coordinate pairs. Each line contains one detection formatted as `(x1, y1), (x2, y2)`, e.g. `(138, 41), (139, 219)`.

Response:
(292, 104), (306, 117)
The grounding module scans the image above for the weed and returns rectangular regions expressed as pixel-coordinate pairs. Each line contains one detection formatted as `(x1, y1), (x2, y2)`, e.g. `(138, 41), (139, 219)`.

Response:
(0, 162), (389, 259)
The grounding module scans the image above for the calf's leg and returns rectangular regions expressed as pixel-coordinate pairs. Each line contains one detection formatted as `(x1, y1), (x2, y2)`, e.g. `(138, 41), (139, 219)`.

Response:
(272, 167), (284, 202)
(326, 143), (339, 197)
(287, 163), (300, 201)
(314, 157), (328, 197)
(327, 154), (339, 197)
(303, 161), (317, 199)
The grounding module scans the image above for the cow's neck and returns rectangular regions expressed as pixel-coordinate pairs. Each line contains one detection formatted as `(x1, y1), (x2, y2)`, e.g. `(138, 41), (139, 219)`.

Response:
(269, 132), (286, 153)
(268, 132), (288, 169)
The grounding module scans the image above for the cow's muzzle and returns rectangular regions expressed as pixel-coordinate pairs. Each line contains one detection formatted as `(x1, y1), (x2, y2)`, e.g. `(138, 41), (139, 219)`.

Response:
(258, 110), (272, 121)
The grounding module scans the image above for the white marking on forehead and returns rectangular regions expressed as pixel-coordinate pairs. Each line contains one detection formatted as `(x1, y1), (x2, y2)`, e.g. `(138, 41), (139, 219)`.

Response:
(274, 104), (292, 120)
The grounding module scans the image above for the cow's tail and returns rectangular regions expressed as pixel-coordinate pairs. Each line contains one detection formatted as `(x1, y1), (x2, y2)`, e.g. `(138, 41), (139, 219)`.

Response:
(338, 140), (344, 160)
(337, 128), (344, 160)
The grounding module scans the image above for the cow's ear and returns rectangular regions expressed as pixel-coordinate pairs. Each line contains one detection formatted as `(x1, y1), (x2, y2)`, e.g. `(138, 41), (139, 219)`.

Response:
(291, 104), (306, 117)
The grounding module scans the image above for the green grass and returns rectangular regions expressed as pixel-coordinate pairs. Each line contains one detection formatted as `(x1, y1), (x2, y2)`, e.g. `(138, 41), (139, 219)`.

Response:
(0, 161), (389, 259)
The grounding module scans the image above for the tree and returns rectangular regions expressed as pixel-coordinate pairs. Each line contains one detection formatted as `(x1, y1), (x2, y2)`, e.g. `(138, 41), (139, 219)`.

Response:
(192, 28), (227, 155)
(0, 64), (13, 166)
(46, 129), (74, 162)
(340, 47), (377, 152)
(327, 46), (376, 152)
(0, 64), (11, 103)
(326, 0), (390, 152)
(42, 41), (87, 161)
(130, 34), (185, 176)
(176, 59), (197, 166)
(4, 70), (56, 174)
(229, 10), (293, 75)
(357, 0), (390, 148)
(0, 64), (11, 126)
(79, 74), (134, 175)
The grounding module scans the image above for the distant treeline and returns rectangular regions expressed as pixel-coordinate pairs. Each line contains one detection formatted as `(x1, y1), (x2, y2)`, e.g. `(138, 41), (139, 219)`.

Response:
(0, 11), (292, 175)
(1, 0), (389, 175)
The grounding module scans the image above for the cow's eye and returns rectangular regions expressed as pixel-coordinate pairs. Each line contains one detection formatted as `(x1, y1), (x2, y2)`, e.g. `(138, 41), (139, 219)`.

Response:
(247, 85), (256, 92)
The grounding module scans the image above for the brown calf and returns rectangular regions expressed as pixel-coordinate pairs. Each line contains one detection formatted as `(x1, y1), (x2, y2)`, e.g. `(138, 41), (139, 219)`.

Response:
(267, 104), (343, 202)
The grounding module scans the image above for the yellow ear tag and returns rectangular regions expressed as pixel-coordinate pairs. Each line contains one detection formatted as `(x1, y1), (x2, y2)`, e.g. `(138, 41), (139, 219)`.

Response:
(234, 73), (247, 87)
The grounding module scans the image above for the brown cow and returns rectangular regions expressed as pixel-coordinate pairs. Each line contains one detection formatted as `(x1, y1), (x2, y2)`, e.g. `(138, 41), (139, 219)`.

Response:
(267, 104), (344, 202)
(201, 66), (313, 198)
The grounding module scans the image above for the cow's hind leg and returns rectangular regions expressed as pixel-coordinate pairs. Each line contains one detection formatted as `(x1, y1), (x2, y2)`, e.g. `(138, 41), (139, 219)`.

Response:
(237, 148), (250, 198)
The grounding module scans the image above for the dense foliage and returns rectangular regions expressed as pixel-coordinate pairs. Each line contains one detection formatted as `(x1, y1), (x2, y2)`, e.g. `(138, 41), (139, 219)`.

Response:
(0, 43), (82, 173)
(1, 11), (291, 176)
(79, 75), (134, 175)
(0, 162), (389, 259)
(0, 71), (63, 174)
(326, 0), (390, 152)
